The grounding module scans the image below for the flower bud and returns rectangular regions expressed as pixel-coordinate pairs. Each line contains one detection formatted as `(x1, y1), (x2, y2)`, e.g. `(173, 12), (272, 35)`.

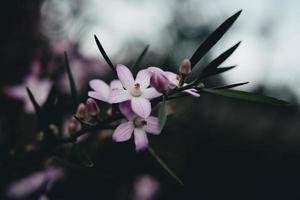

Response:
(179, 58), (191, 75)
(67, 120), (78, 134)
(75, 103), (86, 119)
(148, 67), (170, 93)
(86, 98), (100, 117)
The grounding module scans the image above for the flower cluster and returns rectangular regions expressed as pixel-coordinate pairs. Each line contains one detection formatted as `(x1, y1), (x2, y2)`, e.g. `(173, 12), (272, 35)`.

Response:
(88, 63), (198, 151)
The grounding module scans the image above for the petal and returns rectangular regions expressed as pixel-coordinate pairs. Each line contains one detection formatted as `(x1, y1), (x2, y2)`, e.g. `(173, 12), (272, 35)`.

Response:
(116, 64), (134, 89)
(88, 91), (108, 102)
(109, 89), (131, 103)
(135, 69), (151, 89)
(119, 101), (135, 120)
(165, 71), (180, 87)
(110, 79), (123, 90)
(89, 79), (110, 93)
(89, 79), (110, 101)
(133, 128), (149, 151)
(147, 66), (165, 74)
(143, 88), (162, 99)
(144, 116), (161, 135)
(112, 121), (134, 142)
(131, 97), (151, 118)
(184, 89), (200, 97)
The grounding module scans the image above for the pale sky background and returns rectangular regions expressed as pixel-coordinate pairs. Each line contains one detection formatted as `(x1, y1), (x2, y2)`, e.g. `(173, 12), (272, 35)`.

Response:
(41, 0), (300, 100)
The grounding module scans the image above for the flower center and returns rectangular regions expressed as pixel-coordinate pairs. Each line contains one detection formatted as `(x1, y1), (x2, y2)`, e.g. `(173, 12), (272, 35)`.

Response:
(133, 117), (147, 128)
(130, 83), (142, 97)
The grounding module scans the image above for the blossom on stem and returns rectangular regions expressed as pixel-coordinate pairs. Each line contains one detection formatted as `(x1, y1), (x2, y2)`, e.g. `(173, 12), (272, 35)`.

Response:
(88, 79), (123, 103)
(112, 101), (161, 151)
(147, 67), (170, 93)
(179, 58), (191, 75)
(109, 65), (161, 118)
(86, 98), (100, 117)
(147, 67), (200, 97)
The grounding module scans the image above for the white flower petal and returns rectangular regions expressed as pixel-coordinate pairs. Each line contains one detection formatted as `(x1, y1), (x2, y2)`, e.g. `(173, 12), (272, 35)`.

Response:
(135, 69), (151, 89)
(144, 117), (161, 135)
(112, 121), (134, 142)
(110, 79), (123, 90)
(133, 128), (149, 151)
(89, 79), (110, 101)
(109, 89), (131, 103)
(147, 66), (165, 74)
(116, 64), (134, 89)
(88, 91), (109, 102)
(89, 79), (110, 92)
(184, 89), (200, 97)
(165, 71), (180, 87)
(131, 97), (151, 118)
(143, 88), (162, 99)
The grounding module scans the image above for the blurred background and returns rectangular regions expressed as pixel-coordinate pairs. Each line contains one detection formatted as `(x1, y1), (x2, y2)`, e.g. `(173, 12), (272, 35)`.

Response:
(1, 0), (300, 199)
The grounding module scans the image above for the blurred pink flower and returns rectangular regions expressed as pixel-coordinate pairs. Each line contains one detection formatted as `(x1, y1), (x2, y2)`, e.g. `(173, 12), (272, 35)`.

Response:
(6, 167), (64, 199)
(109, 65), (161, 118)
(113, 101), (161, 151)
(132, 175), (160, 200)
(4, 62), (52, 113)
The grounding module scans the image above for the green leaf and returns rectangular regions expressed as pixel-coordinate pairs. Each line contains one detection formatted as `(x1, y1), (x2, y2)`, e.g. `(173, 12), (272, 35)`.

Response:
(190, 10), (242, 69)
(202, 88), (289, 106)
(148, 146), (183, 186)
(64, 52), (78, 109)
(42, 85), (58, 111)
(26, 87), (41, 114)
(94, 34), (116, 74)
(210, 81), (249, 89)
(200, 65), (236, 79)
(74, 115), (96, 127)
(131, 44), (150, 74)
(197, 41), (240, 80)
(158, 97), (167, 129)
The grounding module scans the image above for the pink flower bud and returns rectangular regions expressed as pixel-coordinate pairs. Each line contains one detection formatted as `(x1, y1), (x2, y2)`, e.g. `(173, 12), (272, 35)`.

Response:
(179, 58), (191, 75)
(148, 67), (170, 93)
(67, 119), (78, 134)
(86, 98), (100, 117)
(75, 103), (86, 119)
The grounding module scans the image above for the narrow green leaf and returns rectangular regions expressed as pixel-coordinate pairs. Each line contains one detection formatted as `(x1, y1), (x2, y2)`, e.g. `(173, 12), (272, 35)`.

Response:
(190, 10), (242, 68)
(26, 87), (41, 114)
(131, 44), (150, 73)
(94, 34), (116, 74)
(202, 88), (289, 106)
(148, 146), (183, 186)
(43, 85), (58, 110)
(64, 52), (78, 109)
(200, 65), (236, 79)
(158, 97), (167, 129)
(197, 41), (240, 80)
(74, 115), (96, 127)
(210, 81), (249, 89)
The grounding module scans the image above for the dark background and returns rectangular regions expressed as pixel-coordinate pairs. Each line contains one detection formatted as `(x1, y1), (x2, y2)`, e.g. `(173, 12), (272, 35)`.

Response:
(1, 1), (300, 199)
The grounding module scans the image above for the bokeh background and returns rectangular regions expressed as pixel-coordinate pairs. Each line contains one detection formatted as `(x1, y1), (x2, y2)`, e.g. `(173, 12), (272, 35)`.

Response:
(1, 0), (300, 199)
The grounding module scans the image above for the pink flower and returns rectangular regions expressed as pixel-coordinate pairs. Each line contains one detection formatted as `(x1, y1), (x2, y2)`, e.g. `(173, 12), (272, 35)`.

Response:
(132, 175), (160, 200)
(109, 65), (162, 118)
(4, 71), (52, 113)
(88, 79), (123, 103)
(147, 67), (200, 97)
(112, 101), (161, 151)
(148, 67), (170, 93)
(6, 167), (64, 199)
